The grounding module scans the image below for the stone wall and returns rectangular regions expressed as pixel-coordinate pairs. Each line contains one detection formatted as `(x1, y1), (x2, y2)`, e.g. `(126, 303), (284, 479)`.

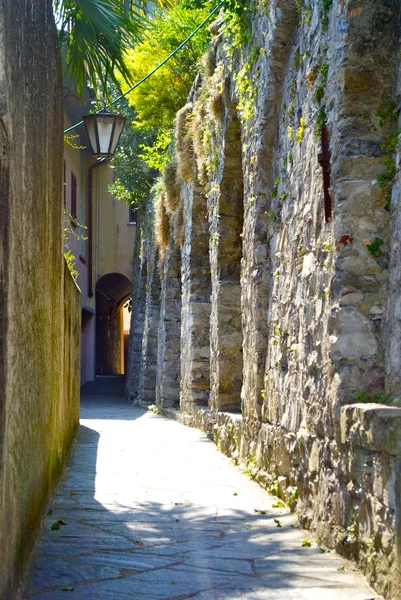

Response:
(0, 1), (81, 596)
(156, 231), (182, 409)
(127, 1), (401, 597)
(180, 181), (212, 410)
(126, 207), (161, 405)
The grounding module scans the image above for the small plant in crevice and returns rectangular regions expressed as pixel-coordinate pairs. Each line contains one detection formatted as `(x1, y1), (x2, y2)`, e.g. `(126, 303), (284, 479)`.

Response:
(346, 519), (358, 543)
(314, 105), (327, 140)
(356, 392), (394, 405)
(293, 50), (301, 69)
(321, 0), (333, 30)
(233, 49), (260, 124)
(306, 66), (319, 88)
(271, 177), (280, 198)
(268, 479), (280, 497)
(286, 485), (299, 505)
(221, 0), (255, 54)
(244, 456), (257, 479)
(295, 117), (306, 143)
(366, 535), (378, 564)
(366, 237), (385, 257)
(313, 61), (328, 103)
(304, 4), (312, 23)
(377, 97), (401, 208)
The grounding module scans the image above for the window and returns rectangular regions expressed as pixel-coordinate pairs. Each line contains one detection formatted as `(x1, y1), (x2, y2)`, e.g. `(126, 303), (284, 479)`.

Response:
(71, 172), (77, 221)
(128, 205), (137, 225)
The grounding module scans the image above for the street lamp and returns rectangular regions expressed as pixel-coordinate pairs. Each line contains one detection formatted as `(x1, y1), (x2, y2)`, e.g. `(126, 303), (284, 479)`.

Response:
(83, 112), (126, 159)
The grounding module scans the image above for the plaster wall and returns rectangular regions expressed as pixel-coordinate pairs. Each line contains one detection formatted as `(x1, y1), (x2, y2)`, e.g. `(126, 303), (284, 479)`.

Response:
(93, 164), (136, 283)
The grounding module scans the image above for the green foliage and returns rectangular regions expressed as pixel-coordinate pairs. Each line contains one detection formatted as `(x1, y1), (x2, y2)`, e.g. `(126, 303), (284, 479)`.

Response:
(272, 501), (286, 508)
(64, 209), (87, 280)
(116, 2), (211, 179)
(120, 4), (211, 131)
(221, 0), (255, 52)
(314, 105), (327, 139)
(378, 98), (398, 127)
(357, 392), (393, 405)
(138, 129), (173, 172)
(304, 4), (312, 23)
(269, 480), (280, 497)
(366, 237), (384, 257)
(233, 59), (259, 122)
(108, 94), (156, 212)
(286, 486), (299, 505)
(377, 98), (401, 207)
(313, 61), (328, 103)
(366, 535), (378, 564)
(244, 456), (257, 479)
(321, 0), (333, 30)
(302, 538), (311, 547)
(346, 520), (358, 543)
(294, 117), (306, 143)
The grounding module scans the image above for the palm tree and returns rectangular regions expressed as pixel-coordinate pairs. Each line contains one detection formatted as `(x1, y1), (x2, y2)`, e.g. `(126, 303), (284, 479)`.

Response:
(54, 0), (168, 95)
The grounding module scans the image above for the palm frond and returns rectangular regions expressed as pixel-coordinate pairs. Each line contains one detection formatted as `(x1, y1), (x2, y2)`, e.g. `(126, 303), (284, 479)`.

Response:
(55, 0), (172, 95)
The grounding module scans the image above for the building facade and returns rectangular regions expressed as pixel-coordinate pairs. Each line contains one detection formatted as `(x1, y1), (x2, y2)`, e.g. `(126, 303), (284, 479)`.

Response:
(63, 106), (136, 384)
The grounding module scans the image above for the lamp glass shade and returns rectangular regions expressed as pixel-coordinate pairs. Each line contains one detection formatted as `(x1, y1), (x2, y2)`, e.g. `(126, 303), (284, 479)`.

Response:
(83, 113), (126, 158)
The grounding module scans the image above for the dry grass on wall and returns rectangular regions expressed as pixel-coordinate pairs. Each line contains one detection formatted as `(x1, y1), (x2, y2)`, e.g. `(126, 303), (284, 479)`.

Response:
(207, 63), (225, 126)
(172, 202), (184, 248)
(202, 47), (216, 78)
(163, 159), (180, 214)
(155, 192), (170, 250)
(208, 90), (223, 125)
(176, 103), (195, 184)
(191, 102), (208, 185)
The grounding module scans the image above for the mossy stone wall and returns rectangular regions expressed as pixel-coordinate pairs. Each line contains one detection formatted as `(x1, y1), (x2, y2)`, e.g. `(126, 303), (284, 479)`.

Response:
(0, 1), (81, 596)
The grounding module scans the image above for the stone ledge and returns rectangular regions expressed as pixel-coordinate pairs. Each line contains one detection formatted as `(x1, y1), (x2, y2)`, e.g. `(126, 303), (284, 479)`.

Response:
(340, 403), (401, 456)
(162, 407), (182, 422)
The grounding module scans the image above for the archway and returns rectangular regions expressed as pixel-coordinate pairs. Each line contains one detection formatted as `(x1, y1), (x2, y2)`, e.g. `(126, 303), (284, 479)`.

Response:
(95, 273), (131, 375)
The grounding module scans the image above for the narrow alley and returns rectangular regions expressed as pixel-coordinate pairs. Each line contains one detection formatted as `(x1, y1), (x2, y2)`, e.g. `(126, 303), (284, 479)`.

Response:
(22, 383), (377, 600)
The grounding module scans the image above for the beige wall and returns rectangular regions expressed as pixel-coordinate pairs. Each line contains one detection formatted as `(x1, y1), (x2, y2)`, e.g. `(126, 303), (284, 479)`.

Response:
(92, 162), (136, 283)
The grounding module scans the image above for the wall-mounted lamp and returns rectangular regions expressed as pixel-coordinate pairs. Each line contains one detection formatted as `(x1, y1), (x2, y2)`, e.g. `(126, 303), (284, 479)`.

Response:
(83, 112), (126, 159)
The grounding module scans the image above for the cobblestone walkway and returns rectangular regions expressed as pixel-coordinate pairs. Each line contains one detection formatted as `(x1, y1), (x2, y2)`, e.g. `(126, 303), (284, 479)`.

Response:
(23, 395), (379, 599)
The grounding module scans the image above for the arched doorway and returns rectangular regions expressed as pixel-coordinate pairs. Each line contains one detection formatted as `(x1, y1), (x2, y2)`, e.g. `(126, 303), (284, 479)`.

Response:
(95, 273), (131, 375)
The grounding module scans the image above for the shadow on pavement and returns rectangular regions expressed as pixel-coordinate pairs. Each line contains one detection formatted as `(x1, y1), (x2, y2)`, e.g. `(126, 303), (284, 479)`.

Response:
(22, 407), (375, 600)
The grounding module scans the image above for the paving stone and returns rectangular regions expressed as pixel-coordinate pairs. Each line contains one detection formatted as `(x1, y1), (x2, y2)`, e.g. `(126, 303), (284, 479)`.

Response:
(22, 396), (379, 599)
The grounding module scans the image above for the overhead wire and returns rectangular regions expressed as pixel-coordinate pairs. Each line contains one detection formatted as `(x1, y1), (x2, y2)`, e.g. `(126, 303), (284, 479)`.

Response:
(64, 3), (222, 134)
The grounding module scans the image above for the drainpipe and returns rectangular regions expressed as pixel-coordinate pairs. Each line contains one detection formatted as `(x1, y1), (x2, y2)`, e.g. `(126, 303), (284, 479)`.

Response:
(88, 159), (107, 297)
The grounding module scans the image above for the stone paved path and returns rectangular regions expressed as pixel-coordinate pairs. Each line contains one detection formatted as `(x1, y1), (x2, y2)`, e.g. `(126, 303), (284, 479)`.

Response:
(22, 395), (379, 599)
